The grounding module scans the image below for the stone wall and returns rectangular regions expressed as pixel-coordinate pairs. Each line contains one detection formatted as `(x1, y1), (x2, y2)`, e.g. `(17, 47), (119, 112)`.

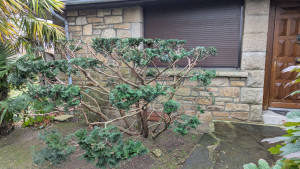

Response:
(240, 0), (270, 121)
(65, 6), (143, 58)
(61, 0), (270, 123)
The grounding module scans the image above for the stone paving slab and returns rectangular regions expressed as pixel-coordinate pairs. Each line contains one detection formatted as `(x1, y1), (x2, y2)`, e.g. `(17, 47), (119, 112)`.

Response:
(183, 121), (285, 169)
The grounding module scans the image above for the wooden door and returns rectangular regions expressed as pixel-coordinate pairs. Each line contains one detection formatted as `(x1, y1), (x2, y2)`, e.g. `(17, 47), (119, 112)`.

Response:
(269, 0), (300, 108)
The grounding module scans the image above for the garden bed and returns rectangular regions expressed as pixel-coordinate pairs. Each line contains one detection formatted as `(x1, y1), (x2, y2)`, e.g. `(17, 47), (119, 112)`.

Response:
(0, 120), (285, 169)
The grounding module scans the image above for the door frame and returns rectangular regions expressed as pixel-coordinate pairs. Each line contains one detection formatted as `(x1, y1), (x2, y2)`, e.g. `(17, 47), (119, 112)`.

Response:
(263, 0), (277, 110)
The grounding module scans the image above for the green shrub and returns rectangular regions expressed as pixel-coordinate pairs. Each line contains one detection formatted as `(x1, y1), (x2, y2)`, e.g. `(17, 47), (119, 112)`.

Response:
(33, 126), (148, 168)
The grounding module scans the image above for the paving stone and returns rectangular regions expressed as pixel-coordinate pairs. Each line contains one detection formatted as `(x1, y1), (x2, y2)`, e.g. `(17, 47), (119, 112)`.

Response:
(54, 115), (73, 122)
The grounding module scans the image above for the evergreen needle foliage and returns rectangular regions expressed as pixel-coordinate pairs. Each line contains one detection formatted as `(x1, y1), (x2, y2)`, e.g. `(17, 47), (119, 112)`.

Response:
(33, 126), (148, 168)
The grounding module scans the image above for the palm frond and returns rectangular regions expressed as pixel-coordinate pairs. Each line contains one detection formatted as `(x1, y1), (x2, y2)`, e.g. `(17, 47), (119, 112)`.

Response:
(0, 42), (16, 78)
(0, 0), (65, 46)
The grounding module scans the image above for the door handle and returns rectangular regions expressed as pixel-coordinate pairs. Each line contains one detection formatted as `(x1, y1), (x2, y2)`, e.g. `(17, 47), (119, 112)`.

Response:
(296, 57), (300, 63)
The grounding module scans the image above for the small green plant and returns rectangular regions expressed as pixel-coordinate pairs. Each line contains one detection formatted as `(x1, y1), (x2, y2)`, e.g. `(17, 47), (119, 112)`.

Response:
(74, 126), (149, 168)
(32, 130), (75, 165)
(173, 115), (201, 136)
(33, 126), (148, 168)
(244, 111), (300, 169)
(243, 159), (283, 169)
(22, 116), (54, 127)
(261, 111), (300, 168)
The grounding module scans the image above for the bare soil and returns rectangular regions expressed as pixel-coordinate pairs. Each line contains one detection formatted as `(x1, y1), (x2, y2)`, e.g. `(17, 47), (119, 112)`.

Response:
(0, 119), (209, 169)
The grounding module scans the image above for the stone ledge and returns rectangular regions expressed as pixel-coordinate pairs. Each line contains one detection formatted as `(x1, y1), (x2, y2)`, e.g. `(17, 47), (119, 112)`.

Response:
(216, 71), (248, 78)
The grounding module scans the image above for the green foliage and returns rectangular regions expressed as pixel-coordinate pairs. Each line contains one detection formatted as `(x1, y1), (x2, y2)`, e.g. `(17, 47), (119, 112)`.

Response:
(33, 126), (149, 168)
(92, 38), (217, 68)
(244, 111), (300, 169)
(109, 84), (167, 110)
(22, 116), (54, 127)
(0, 42), (16, 81)
(2, 84), (81, 117)
(190, 70), (217, 86)
(0, 42), (16, 126)
(163, 100), (181, 114)
(243, 159), (283, 169)
(197, 106), (205, 114)
(8, 53), (101, 88)
(173, 115), (201, 136)
(32, 130), (75, 165)
(74, 126), (149, 168)
(263, 111), (300, 161)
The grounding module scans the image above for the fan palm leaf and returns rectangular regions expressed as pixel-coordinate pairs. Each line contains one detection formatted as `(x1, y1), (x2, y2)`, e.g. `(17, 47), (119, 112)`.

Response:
(0, 0), (65, 47)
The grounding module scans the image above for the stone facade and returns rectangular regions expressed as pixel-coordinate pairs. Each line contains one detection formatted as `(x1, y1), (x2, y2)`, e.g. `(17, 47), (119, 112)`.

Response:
(65, 6), (143, 58)
(62, 0), (270, 123)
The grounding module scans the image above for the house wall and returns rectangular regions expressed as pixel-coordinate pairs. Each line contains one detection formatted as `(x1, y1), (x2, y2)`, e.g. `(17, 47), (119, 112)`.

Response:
(63, 0), (270, 123)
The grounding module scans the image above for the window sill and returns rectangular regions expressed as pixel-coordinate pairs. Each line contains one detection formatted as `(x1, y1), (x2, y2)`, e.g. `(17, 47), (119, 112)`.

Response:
(216, 71), (248, 78)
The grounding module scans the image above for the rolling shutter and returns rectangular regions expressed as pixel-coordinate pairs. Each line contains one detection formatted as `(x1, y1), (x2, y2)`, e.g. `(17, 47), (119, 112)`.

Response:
(144, 0), (243, 67)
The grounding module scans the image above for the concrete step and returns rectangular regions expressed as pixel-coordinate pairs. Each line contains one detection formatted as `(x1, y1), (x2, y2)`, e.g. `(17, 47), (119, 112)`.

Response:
(262, 110), (287, 125)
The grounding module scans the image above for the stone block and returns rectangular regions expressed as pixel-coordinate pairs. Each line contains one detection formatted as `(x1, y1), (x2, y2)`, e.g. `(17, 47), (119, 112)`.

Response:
(66, 11), (78, 16)
(215, 102), (225, 106)
(83, 24), (93, 35)
(241, 88), (263, 104)
(244, 15), (269, 34)
(241, 52), (266, 70)
(112, 8), (123, 15)
(217, 71), (248, 78)
(69, 26), (82, 32)
(130, 23), (143, 38)
(72, 31), (82, 36)
(225, 103), (249, 111)
(117, 30), (131, 38)
(197, 98), (213, 105)
(102, 29), (116, 38)
(213, 112), (229, 117)
(94, 25), (108, 29)
(246, 70), (265, 87)
(219, 87), (240, 97)
(230, 81), (245, 87)
(242, 34), (267, 52)
(245, 0), (270, 15)
(215, 97), (233, 102)
(97, 9), (111, 17)
(114, 23), (131, 29)
(250, 105), (263, 122)
(176, 87), (190, 96)
(67, 17), (75, 22)
(207, 106), (224, 111)
(209, 78), (229, 87)
(231, 112), (249, 120)
(183, 79), (198, 86)
(183, 97), (195, 101)
(79, 10), (96, 16)
(199, 112), (212, 122)
(186, 110), (197, 116)
(87, 17), (104, 23)
(234, 98), (240, 103)
(76, 16), (87, 25)
(124, 6), (143, 23)
(104, 16), (122, 24)
(93, 29), (102, 35)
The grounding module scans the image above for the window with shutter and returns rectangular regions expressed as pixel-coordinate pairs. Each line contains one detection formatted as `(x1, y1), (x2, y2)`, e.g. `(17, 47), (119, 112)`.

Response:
(144, 0), (243, 68)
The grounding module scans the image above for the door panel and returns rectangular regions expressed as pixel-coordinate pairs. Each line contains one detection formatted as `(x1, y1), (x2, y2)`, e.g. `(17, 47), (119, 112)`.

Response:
(269, 0), (300, 108)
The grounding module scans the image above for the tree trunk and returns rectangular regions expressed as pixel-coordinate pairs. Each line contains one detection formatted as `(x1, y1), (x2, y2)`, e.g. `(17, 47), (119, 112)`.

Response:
(142, 107), (149, 138)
